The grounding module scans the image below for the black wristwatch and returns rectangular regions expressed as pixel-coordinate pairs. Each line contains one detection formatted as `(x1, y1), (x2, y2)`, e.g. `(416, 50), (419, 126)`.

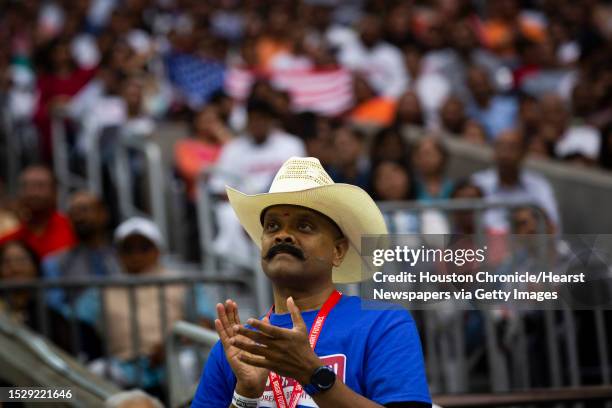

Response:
(303, 366), (336, 396)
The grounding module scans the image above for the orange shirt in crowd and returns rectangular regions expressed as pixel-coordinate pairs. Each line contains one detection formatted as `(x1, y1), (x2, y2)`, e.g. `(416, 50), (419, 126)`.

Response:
(0, 211), (77, 258)
(350, 97), (398, 127)
(174, 139), (223, 200)
(256, 37), (292, 70)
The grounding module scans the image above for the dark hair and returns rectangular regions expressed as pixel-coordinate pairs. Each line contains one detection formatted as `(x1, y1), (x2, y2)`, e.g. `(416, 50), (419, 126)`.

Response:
(413, 135), (449, 174)
(0, 241), (42, 278)
(246, 96), (277, 117)
(450, 178), (483, 199)
(369, 159), (415, 201)
(370, 126), (411, 168)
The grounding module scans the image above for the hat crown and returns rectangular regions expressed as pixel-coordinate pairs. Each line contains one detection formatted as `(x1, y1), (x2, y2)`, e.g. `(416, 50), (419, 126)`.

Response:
(269, 157), (334, 193)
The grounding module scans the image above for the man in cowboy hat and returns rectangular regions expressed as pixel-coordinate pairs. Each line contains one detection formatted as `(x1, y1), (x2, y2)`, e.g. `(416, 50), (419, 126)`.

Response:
(192, 157), (431, 407)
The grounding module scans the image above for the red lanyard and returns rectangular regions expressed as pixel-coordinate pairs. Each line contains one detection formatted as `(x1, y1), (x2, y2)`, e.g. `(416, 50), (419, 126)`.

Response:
(265, 290), (342, 408)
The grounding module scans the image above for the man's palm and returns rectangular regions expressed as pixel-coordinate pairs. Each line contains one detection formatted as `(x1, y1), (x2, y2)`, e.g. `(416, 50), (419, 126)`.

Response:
(215, 301), (268, 393)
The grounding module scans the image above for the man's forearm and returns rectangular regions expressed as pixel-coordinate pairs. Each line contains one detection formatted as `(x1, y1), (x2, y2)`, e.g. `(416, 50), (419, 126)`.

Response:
(311, 381), (385, 408)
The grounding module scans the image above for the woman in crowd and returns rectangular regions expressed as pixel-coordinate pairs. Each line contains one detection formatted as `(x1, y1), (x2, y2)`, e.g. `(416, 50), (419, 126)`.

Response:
(412, 135), (455, 202)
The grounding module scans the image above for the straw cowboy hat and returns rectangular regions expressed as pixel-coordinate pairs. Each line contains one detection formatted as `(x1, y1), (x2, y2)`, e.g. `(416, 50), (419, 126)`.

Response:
(226, 156), (388, 283)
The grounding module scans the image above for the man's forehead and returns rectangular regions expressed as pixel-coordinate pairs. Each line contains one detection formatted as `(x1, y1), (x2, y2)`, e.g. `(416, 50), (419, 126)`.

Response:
(262, 205), (320, 219)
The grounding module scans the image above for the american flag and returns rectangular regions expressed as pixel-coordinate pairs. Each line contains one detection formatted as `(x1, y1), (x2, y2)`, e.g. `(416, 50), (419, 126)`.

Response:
(165, 53), (226, 109)
(225, 66), (354, 116)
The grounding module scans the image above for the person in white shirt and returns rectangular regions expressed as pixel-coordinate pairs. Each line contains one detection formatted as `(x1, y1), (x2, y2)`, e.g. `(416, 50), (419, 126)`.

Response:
(471, 129), (560, 233)
(209, 97), (306, 265)
(333, 14), (408, 99)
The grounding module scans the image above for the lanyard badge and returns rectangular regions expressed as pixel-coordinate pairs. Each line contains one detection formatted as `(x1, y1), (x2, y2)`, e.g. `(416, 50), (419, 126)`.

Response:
(265, 290), (342, 408)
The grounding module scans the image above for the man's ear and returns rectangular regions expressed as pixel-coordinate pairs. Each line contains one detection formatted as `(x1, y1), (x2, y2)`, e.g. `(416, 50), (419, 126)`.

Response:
(332, 237), (349, 268)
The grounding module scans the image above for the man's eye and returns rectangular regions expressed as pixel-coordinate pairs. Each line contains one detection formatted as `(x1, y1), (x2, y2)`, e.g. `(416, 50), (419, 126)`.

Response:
(265, 221), (279, 231)
(298, 223), (313, 232)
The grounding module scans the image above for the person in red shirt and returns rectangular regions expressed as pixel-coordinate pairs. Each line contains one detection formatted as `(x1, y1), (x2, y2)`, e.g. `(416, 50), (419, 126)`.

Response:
(0, 165), (76, 258)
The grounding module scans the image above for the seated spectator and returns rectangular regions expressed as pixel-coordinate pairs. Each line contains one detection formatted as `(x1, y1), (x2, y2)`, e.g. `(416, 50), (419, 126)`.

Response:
(462, 119), (488, 144)
(349, 73), (397, 127)
(0, 241), (42, 329)
(371, 159), (419, 234)
(439, 96), (467, 135)
(412, 136), (454, 201)
(327, 125), (371, 191)
(88, 217), (213, 390)
(334, 13), (408, 98)
(43, 191), (122, 316)
(33, 37), (97, 162)
(449, 180), (484, 235)
(394, 90), (425, 128)
(471, 130), (560, 233)
(466, 66), (518, 139)
(369, 126), (411, 168)
(174, 105), (232, 200)
(0, 165), (76, 258)
(208, 96), (305, 264)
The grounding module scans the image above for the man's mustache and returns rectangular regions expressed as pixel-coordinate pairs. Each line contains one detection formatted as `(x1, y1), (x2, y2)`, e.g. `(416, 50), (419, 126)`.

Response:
(263, 243), (306, 261)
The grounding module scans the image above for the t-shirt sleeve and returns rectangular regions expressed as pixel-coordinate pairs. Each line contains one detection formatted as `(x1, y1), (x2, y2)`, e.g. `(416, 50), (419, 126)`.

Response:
(363, 309), (431, 405)
(191, 341), (236, 408)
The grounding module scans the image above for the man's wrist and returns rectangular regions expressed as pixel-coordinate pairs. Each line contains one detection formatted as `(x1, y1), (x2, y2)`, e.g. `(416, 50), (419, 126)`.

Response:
(235, 382), (263, 399)
(297, 356), (325, 385)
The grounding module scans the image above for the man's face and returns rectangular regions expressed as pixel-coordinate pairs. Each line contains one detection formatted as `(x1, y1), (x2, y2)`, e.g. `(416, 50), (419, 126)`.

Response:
(260, 205), (348, 288)
(118, 235), (160, 274)
(512, 208), (538, 235)
(19, 167), (56, 214)
(495, 130), (525, 171)
(247, 111), (272, 143)
(68, 192), (107, 241)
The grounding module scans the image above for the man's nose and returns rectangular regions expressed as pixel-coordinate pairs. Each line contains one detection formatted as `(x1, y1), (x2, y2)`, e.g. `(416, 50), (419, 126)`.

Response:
(273, 228), (296, 244)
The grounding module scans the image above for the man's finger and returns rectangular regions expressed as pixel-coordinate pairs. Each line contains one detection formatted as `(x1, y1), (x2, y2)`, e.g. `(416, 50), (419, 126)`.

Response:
(231, 337), (271, 358)
(287, 297), (306, 331)
(247, 318), (290, 338)
(216, 303), (233, 334)
(225, 299), (236, 326)
(214, 319), (231, 347)
(238, 353), (273, 370)
(236, 325), (275, 345)
(232, 301), (241, 325)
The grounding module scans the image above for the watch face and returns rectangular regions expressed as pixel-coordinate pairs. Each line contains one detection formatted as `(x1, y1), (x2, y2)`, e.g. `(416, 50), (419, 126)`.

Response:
(313, 366), (336, 390)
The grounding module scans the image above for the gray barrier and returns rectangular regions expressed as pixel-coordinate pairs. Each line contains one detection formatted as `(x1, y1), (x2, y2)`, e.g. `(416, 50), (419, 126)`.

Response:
(0, 272), (248, 403)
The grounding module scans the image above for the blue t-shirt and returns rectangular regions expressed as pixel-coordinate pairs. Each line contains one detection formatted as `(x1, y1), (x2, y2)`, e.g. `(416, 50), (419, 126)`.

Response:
(191, 295), (431, 407)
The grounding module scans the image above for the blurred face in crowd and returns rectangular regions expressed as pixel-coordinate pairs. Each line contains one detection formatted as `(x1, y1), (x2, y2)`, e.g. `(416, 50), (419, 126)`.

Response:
(373, 161), (411, 201)
(463, 120), (487, 144)
(19, 166), (56, 216)
(451, 183), (483, 232)
(440, 96), (466, 134)
(334, 127), (363, 168)
(0, 242), (38, 282)
(50, 41), (73, 73)
(396, 91), (424, 125)
(403, 46), (422, 79)
(118, 235), (160, 274)
(122, 77), (144, 116)
(539, 94), (568, 136)
(68, 192), (108, 242)
(467, 67), (493, 106)
(512, 208), (539, 235)
(372, 129), (407, 164)
(194, 105), (224, 144)
(494, 130), (526, 172)
(519, 97), (540, 131)
(412, 137), (447, 177)
(359, 15), (382, 48)
(247, 110), (273, 144)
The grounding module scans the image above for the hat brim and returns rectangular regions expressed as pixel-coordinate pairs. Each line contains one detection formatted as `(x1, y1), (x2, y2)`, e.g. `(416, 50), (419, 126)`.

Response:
(226, 184), (388, 283)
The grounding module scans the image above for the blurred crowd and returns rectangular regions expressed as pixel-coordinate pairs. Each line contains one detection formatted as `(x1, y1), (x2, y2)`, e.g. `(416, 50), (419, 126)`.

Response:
(0, 0), (612, 398)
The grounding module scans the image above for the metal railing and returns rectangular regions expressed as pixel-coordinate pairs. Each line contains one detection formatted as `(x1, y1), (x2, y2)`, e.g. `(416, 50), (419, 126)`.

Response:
(195, 167), (273, 315)
(0, 272), (248, 400)
(113, 132), (169, 240)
